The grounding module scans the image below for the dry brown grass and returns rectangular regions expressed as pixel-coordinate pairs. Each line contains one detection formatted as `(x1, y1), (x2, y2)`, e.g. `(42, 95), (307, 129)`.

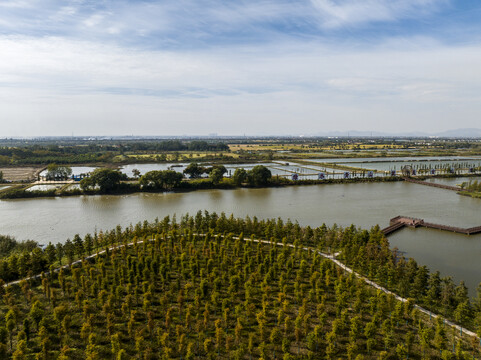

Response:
(0, 166), (44, 181)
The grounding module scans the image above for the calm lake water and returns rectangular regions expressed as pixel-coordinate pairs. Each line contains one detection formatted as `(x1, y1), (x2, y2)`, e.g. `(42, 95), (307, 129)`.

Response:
(1, 180), (480, 295)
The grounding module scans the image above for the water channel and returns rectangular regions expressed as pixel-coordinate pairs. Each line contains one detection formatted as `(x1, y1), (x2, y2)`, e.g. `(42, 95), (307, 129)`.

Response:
(1, 180), (481, 295)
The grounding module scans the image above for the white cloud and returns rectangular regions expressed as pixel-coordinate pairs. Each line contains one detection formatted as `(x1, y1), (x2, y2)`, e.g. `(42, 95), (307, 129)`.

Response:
(83, 14), (105, 28)
(0, 1), (36, 9)
(1, 33), (481, 135)
(2, 1), (480, 136)
(0, 0), (455, 48)
(310, 0), (448, 28)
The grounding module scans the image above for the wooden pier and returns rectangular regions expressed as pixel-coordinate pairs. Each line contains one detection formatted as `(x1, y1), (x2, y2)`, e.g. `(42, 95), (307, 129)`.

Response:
(402, 177), (460, 191)
(382, 216), (481, 236)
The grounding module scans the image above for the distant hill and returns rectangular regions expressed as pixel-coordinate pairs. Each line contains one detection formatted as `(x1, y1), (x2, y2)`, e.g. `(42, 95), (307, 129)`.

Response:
(434, 128), (481, 138)
(314, 128), (481, 138)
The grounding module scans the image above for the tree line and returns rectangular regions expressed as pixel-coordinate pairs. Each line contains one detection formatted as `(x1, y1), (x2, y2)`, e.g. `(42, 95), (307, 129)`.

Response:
(78, 165), (273, 193)
(0, 141), (229, 165)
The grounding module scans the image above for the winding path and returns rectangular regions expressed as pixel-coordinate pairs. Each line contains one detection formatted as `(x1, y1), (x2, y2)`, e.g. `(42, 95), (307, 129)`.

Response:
(245, 238), (478, 340)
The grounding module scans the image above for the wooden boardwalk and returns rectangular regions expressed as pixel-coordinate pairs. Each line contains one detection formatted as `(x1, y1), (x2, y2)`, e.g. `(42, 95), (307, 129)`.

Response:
(382, 215), (481, 236)
(402, 177), (460, 191)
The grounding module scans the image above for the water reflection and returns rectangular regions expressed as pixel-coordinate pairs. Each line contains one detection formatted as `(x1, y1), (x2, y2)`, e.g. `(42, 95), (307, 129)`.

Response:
(1, 182), (481, 294)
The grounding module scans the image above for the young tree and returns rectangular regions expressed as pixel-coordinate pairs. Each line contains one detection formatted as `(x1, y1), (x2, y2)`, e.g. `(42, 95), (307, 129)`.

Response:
(80, 168), (126, 193)
(84, 234), (94, 256)
(73, 234), (84, 258)
(210, 168), (224, 185)
(57, 345), (72, 360)
(183, 163), (205, 179)
(45, 242), (57, 264)
(270, 328), (282, 359)
(56, 243), (64, 265)
(396, 344), (407, 360)
(140, 170), (183, 190)
(232, 168), (247, 186)
(454, 301), (471, 334)
(247, 165), (272, 186)
(85, 333), (99, 360)
(117, 349), (128, 360)
(6, 318), (15, 351)
(111, 333), (121, 359)
(12, 339), (27, 360)
(29, 300), (44, 331)
(434, 318), (448, 351)
(64, 239), (75, 265)
(132, 169), (141, 179)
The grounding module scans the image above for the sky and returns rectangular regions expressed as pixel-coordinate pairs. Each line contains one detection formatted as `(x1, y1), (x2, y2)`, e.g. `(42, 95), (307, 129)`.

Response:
(1, 0), (481, 136)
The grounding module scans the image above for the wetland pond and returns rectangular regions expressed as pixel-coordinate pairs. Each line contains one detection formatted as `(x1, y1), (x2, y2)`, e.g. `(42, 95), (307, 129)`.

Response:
(1, 179), (481, 295)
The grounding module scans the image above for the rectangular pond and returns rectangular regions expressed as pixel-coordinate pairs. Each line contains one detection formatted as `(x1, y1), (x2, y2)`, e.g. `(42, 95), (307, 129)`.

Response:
(26, 184), (62, 192)
(40, 166), (97, 177)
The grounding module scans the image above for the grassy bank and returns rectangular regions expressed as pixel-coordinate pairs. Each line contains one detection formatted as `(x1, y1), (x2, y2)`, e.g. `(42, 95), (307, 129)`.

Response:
(0, 176), (405, 200)
(4, 171), (481, 201)
(458, 191), (481, 199)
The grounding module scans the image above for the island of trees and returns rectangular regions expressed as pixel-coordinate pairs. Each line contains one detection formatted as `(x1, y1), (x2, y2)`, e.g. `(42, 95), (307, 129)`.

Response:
(0, 212), (480, 359)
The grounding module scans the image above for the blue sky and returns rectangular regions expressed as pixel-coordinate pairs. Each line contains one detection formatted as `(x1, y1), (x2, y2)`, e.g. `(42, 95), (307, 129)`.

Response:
(1, 0), (481, 136)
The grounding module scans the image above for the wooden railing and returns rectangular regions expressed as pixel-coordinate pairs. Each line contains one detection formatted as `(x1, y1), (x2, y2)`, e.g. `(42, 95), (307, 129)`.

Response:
(382, 216), (481, 235)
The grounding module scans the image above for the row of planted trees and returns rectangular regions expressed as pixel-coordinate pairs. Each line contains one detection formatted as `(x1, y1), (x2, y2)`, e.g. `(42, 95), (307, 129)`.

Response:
(322, 225), (481, 330)
(1, 213), (481, 332)
(0, 213), (481, 359)
(2, 213), (481, 331)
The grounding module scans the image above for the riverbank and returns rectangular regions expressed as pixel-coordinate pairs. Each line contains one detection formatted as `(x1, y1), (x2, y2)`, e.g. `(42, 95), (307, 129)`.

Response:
(2, 171), (479, 201)
(0, 175), (407, 200)
(458, 190), (481, 199)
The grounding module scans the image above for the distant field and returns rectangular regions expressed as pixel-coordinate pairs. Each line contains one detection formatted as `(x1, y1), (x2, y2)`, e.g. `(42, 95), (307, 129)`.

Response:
(124, 152), (239, 161)
(229, 144), (315, 151)
(228, 143), (406, 152)
(0, 166), (43, 181)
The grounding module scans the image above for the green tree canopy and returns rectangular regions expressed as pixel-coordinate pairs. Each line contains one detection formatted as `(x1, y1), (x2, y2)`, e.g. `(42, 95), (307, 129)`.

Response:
(183, 163), (205, 179)
(205, 165), (227, 176)
(80, 169), (126, 193)
(232, 168), (247, 186)
(139, 170), (183, 190)
(131, 168), (141, 179)
(247, 165), (272, 186)
(209, 168), (224, 185)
